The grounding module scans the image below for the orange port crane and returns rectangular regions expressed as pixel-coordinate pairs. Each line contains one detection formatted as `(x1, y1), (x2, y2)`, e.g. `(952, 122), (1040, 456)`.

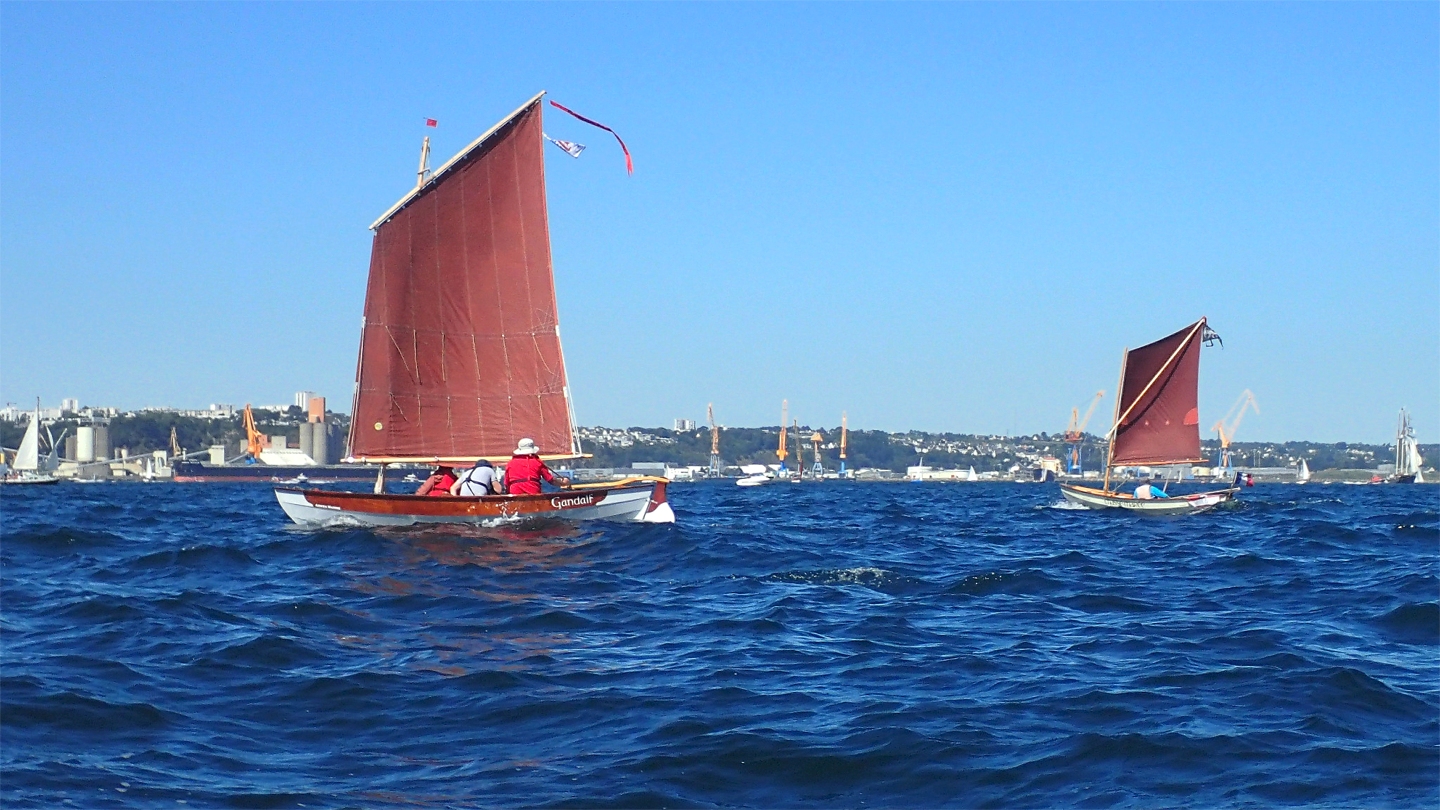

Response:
(810, 430), (824, 477)
(242, 404), (268, 460)
(839, 412), (848, 475)
(1213, 390), (1259, 470)
(776, 400), (788, 470)
(1063, 391), (1105, 474)
(707, 403), (721, 478)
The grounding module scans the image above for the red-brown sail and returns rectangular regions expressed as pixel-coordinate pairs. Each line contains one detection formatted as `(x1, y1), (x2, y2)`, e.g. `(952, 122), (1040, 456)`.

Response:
(1108, 318), (1208, 467)
(348, 93), (577, 463)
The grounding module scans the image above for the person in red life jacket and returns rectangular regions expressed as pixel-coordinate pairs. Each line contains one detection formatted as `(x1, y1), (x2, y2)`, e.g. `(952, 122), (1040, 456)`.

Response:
(503, 438), (571, 496)
(415, 465), (458, 497)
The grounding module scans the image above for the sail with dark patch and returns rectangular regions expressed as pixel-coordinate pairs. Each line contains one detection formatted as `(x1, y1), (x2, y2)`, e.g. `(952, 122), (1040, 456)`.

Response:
(347, 92), (578, 463)
(1108, 318), (1208, 467)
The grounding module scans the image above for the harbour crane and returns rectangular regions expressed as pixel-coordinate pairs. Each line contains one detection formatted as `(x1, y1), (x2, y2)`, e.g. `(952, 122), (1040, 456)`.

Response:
(1063, 391), (1104, 475)
(793, 420), (804, 480)
(707, 403), (721, 478)
(242, 404), (268, 460)
(776, 400), (788, 471)
(839, 412), (848, 476)
(1212, 389), (1259, 470)
(810, 431), (825, 478)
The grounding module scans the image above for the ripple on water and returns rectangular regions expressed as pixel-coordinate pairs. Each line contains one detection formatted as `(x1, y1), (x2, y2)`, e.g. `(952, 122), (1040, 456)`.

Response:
(1, 481), (1436, 808)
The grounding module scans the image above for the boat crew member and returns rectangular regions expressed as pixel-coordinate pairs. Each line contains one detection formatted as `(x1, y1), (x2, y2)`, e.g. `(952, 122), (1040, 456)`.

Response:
(1134, 482), (1169, 499)
(415, 465), (458, 497)
(504, 438), (570, 495)
(452, 459), (499, 496)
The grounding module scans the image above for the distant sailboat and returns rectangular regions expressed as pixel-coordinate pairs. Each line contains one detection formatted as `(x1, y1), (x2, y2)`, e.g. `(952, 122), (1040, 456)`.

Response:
(966, 466), (978, 482)
(1296, 458), (1311, 484)
(4, 401), (59, 485)
(1391, 409), (1424, 484)
(1059, 318), (1238, 514)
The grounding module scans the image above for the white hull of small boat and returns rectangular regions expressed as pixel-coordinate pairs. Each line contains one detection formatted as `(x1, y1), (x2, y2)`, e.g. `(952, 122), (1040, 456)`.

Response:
(275, 479), (674, 527)
(736, 475), (768, 487)
(2, 474), (60, 485)
(1059, 483), (1237, 515)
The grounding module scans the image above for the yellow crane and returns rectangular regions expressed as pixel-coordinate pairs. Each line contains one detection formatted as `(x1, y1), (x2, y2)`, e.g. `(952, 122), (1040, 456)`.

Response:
(839, 412), (848, 476)
(810, 430), (824, 477)
(1213, 389), (1259, 469)
(1063, 391), (1104, 474)
(707, 403), (721, 477)
(777, 400), (788, 469)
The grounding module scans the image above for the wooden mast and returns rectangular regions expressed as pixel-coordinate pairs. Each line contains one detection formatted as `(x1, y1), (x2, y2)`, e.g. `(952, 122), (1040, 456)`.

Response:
(1103, 348), (1127, 493)
(416, 136), (431, 188)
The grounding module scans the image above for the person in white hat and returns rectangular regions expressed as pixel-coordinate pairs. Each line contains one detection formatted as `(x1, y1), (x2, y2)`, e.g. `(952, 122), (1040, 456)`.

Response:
(502, 437), (570, 495)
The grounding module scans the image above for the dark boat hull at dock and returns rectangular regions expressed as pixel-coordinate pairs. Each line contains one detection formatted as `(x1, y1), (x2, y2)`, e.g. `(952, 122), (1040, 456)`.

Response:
(172, 461), (391, 483)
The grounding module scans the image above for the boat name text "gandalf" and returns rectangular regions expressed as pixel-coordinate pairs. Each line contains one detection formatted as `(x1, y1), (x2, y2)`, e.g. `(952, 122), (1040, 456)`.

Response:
(551, 494), (598, 509)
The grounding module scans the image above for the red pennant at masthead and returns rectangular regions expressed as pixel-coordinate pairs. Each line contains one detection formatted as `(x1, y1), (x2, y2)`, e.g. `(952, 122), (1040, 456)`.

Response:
(548, 100), (632, 174)
(425, 118), (438, 127)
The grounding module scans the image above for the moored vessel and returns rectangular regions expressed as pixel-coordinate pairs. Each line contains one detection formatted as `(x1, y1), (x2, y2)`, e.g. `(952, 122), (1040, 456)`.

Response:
(175, 460), (388, 483)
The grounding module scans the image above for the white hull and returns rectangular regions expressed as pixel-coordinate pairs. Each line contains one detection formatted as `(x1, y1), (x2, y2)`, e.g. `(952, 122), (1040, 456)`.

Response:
(2, 473), (60, 485)
(275, 482), (673, 528)
(1059, 483), (1236, 515)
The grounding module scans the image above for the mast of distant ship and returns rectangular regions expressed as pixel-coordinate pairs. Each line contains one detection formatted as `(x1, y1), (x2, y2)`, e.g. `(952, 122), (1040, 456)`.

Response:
(777, 400), (788, 472)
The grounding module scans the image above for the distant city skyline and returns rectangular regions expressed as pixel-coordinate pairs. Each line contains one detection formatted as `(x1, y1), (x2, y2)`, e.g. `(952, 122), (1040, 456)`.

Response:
(3, 392), (1433, 451)
(3, 4), (1435, 444)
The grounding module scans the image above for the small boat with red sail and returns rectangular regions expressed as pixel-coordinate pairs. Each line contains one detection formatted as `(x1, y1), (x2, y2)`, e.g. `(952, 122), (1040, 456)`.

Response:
(1059, 317), (1238, 514)
(276, 92), (674, 526)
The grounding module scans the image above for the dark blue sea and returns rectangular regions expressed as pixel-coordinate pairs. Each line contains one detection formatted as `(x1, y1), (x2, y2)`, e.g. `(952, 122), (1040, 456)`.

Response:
(3, 481), (1437, 808)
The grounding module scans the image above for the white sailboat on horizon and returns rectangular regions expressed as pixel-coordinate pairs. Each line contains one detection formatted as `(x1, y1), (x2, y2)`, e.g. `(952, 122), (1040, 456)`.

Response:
(4, 400), (60, 485)
(1392, 409), (1425, 484)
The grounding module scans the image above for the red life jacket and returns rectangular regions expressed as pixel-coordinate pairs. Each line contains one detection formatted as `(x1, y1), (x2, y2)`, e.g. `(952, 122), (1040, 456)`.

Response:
(504, 455), (553, 495)
(426, 470), (458, 496)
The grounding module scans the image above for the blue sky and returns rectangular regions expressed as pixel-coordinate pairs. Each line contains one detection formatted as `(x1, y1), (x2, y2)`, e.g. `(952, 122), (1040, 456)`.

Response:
(2, 3), (1435, 443)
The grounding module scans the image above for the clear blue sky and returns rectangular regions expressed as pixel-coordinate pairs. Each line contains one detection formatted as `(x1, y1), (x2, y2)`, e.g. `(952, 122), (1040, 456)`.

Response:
(3, 3), (1435, 443)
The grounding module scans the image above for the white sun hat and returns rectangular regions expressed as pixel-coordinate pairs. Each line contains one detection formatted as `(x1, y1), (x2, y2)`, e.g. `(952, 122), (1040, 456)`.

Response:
(513, 438), (539, 455)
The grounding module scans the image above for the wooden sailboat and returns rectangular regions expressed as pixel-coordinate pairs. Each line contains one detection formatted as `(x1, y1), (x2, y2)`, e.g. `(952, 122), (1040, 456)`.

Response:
(276, 92), (673, 526)
(1059, 318), (1237, 514)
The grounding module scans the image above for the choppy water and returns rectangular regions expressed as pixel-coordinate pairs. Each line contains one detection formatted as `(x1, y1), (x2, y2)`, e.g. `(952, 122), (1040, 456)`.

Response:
(3, 481), (1437, 808)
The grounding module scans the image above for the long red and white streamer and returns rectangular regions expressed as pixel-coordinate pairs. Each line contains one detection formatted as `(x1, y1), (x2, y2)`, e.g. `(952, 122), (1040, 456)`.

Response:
(549, 100), (632, 175)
